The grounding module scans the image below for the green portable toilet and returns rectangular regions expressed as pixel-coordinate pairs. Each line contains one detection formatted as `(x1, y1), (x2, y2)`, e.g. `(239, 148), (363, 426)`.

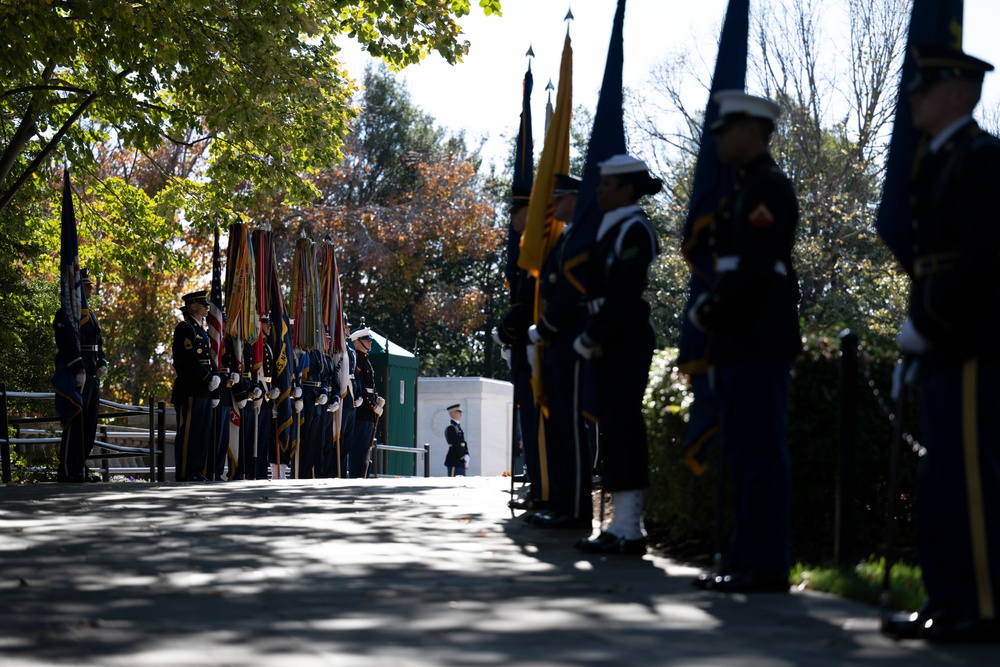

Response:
(367, 331), (419, 475)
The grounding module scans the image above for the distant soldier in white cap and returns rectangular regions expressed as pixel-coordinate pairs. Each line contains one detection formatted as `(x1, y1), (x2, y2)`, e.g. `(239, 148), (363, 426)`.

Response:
(348, 323), (383, 477)
(443, 404), (469, 476)
(688, 91), (801, 592)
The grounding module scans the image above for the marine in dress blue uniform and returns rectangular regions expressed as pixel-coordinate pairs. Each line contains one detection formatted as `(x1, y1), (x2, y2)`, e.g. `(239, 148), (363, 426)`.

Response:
(571, 156), (661, 555)
(339, 328), (360, 477)
(171, 290), (222, 482)
(443, 404), (469, 476)
(689, 92), (801, 590)
(882, 45), (1000, 644)
(348, 326), (382, 478)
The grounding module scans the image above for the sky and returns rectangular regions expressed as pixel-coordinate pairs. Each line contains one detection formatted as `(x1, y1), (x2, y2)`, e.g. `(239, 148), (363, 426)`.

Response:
(338, 0), (1000, 170)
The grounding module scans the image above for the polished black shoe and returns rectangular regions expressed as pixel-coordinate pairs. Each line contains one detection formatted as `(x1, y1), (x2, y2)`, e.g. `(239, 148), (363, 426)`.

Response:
(922, 613), (1000, 644)
(85, 473), (102, 483)
(179, 473), (212, 482)
(526, 512), (592, 529)
(574, 531), (646, 555)
(694, 571), (789, 593)
(509, 497), (548, 512)
(881, 610), (925, 640)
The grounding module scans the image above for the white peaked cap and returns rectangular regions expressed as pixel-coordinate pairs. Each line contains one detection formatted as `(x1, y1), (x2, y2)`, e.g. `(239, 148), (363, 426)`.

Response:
(597, 154), (649, 176)
(711, 90), (781, 127)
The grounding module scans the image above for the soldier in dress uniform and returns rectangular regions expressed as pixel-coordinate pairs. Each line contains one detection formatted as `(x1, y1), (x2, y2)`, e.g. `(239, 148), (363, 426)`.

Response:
(171, 290), (222, 482)
(53, 268), (108, 482)
(523, 173), (593, 530)
(212, 326), (245, 480)
(881, 45), (1000, 643)
(688, 92), (801, 590)
(443, 404), (469, 476)
(255, 315), (278, 480)
(294, 346), (323, 479)
(348, 325), (383, 478)
(318, 335), (341, 477)
(339, 323), (360, 477)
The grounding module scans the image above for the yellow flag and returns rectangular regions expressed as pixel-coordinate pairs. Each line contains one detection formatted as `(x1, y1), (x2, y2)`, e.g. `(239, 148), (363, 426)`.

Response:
(517, 33), (572, 279)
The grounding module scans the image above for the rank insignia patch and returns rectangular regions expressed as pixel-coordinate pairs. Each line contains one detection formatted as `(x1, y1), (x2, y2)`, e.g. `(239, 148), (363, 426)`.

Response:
(748, 203), (775, 227)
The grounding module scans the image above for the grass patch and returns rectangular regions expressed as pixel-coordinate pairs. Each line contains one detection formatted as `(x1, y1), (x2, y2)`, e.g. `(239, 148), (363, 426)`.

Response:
(791, 557), (926, 612)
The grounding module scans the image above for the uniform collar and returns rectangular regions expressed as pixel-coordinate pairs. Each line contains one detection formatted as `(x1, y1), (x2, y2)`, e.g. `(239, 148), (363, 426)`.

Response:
(596, 204), (643, 242)
(929, 115), (974, 154)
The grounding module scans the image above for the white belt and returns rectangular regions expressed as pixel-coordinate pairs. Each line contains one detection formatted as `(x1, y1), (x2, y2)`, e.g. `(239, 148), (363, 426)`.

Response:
(365, 388), (375, 393)
(80, 345), (99, 351)
(715, 256), (787, 276)
(302, 380), (322, 387)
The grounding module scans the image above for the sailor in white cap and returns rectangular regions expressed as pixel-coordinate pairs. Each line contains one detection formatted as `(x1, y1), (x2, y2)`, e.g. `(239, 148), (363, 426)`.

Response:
(571, 154), (662, 555)
(688, 90), (801, 593)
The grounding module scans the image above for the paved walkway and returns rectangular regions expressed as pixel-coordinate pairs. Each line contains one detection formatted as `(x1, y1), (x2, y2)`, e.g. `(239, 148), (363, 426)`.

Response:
(0, 476), (994, 666)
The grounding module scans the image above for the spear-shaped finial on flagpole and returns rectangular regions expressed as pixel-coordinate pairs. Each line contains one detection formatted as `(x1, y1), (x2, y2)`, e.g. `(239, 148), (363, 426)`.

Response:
(565, 6), (574, 35)
(526, 44), (534, 70)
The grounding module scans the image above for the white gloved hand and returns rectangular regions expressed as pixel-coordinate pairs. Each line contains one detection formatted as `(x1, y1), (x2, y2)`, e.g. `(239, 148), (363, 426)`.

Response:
(501, 346), (512, 369)
(237, 398), (248, 409)
(95, 365), (108, 380)
(329, 397), (340, 413)
(374, 405), (384, 417)
(376, 396), (386, 408)
(293, 386), (303, 399)
(527, 324), (543, 345)
(211, 398), (221, 408)
(294, 399), (304, 413)
(525, 343), (537, 379)
(492, 327), (503, 346)
(897, 318), (932, 354)
(75, 371), (87, 392)
(252, 386), (263, 400)
(207, 375), (221, 392)
(573, 333), (597, 360)
(462, 454), (470, 467)
(229, 372), (240, 385)
(891, 358), (921, 401)
(688, 291), (710, 332)
(267, 387), (280, 401)
(316, 393), (328, 406)
(354, 397), (364, 408)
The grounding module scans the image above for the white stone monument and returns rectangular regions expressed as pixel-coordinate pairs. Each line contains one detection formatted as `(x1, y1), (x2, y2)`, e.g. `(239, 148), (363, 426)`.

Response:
(417, 377), (513, 477)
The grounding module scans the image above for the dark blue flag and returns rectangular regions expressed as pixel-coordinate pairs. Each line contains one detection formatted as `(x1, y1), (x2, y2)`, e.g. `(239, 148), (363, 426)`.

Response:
(508, 64), (534, 285)
(677, 0), (750, 474)
(876, 0), (963, 274)
(52, 168), (87, 422)
(561, 0), (627, 290)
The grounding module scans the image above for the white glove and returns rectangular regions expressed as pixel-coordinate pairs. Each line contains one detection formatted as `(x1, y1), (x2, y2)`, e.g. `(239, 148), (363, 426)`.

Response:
(891, 358), (921, 401)
(252, 386), (263, 400)
(374, 405), (384, 417)
(688, 292), (710, 332)
(207, 375), (221, 392)
(527, 324), (543, 345)
(267, 387), (280, 401)
(329, 397), (340, 413)
(492, 328), (503, 346)
(293, 386), (302, 399)
(237, 398), (248, 409)
(354, 397), (364, 408)
(897, 318), (932, 354)
(253, 398), (264, 411)
(316, 393), (328, 406)
(462, 454), (470, 467)
(75, 371), (86, 391)
(501, 346), (512, 369)
(525, 343), (537, 379)
(95, 365), (108, 380)
(573, 333), (597, 360)
(229, 372), (240, 385)
(294, 399), (304, 413)
(376, 396), (386, 408)
(211, 398), (221, 408)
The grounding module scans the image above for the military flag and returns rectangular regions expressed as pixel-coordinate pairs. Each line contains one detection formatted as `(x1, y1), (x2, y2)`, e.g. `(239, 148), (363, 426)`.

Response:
(259, 228), (296, 463)
(207, 226), (226, 368)
(52, 168), (86, 422)
(225, 222), (258, 343)
(875, 0), (964, 274)
(674, 0), (750, 475)
(560, 0), (627, 292)
(252, 227), (273, 377)
(507, 55), (535, 286)
(291, 236), (321, 351)
(517, 29), (571, 279)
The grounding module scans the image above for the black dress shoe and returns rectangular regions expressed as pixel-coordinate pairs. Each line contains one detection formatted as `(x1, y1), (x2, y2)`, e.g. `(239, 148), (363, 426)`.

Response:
(881, 610), (925, 640)
(86, 474), (102, 483)
(695, 571), (789, 593)
(526, 512), (592, 529)
(179, 474), (212, 482)
(509, 497), (548, 512)
(574, 531), (646, 555)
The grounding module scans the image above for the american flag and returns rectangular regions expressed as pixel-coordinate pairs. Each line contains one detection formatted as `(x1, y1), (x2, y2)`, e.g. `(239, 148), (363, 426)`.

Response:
(208, 226), (225, 368)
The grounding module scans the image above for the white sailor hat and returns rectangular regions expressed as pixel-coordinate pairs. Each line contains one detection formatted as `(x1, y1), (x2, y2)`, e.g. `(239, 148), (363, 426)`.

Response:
(597, 154), (649, 176)
(349, 327), (372, 341)
(711, 90), (781, 130)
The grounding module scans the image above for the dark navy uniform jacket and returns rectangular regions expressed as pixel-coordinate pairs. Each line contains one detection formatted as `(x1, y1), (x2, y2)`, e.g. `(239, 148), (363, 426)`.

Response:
(443, 420), (469, 467)
(535, 230), (588, 362)
(171, 316), (218, 404)
(696, 153), (801, 363)
(354, 350), (378, 423)
(54, 306), (106, 376)
(909, 119), (1000, 367)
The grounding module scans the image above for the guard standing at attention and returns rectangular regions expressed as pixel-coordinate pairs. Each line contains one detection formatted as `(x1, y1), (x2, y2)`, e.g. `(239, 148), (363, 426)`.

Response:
(171, 290), (222, 482)
(349, 325), (383, 477)
(688, 91), (801, 591)
(339, 323), (360, 477)
(443, 404), (469, 476)
(255, 315), (278, 480)
(881, 45), (1000, 644)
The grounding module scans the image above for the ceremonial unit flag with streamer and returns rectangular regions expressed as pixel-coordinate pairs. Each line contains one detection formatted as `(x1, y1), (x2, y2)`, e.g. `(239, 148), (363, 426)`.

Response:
(52, 168), (86, 422)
